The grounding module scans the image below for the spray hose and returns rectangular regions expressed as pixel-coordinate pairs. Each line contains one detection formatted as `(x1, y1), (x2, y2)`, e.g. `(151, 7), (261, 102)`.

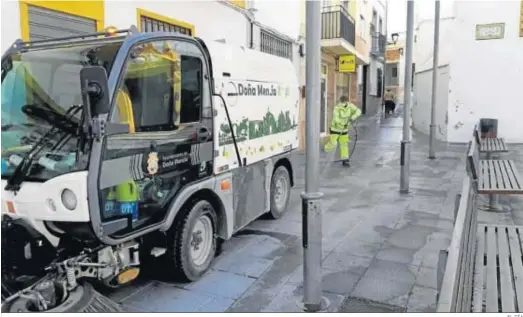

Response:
(319, 118), (359, 177)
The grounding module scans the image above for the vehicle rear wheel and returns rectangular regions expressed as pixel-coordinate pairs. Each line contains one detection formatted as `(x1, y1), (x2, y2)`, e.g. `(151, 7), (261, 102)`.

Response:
(1, 282), (123, 313)
(166, 200), (218, 282)
(268, 166), (291, 219)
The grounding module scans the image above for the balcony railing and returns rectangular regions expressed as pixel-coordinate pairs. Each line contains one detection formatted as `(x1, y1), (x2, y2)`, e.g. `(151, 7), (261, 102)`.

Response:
(321, 5), (356, 47)
(371, 32), (387, 56)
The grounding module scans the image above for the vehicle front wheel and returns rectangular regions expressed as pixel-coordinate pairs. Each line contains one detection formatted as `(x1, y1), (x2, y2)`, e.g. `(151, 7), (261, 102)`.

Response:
(268, 166), (291, 219)
(166, 200), (218, 282)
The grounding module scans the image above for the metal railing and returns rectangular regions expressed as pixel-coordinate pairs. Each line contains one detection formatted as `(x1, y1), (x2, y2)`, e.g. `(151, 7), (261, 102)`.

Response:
(371, 32), (387, 56)
(321, 5), (356, 46)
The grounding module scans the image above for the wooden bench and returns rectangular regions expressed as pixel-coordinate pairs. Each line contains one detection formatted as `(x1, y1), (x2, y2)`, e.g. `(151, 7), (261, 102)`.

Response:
(437, 144), (523, 312)
(468, 138), (523, 210)
(473, 124), (508, 159)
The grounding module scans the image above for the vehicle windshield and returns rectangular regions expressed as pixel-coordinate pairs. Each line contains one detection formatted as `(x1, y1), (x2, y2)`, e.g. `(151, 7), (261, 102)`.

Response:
(1, 41), (122, 182)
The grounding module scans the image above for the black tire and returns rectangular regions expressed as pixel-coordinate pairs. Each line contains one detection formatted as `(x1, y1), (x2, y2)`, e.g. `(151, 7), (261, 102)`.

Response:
(268, 166), (291, 219)
(166, 200), (218, 282)
(1, 282), (123, 313)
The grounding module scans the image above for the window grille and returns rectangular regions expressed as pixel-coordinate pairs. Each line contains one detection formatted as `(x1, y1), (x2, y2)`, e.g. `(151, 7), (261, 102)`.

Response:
(140, 15), (192, 36)
(260, 29), (293, 60)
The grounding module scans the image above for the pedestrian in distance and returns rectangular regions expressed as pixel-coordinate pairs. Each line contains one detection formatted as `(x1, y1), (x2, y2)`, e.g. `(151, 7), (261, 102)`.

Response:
(323, 96), (361, 167)
(384, 89), (396, 115)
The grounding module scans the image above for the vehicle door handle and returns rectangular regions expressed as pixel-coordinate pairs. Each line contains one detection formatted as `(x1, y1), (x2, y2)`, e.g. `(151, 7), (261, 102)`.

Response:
(196, 127), (211, 142)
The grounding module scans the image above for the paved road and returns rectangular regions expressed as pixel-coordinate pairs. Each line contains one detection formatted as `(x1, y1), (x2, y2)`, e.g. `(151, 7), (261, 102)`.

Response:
(107, 110), (523, 312)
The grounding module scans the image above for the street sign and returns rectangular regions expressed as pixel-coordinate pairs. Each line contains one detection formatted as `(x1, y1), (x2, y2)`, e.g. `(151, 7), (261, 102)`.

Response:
(475, 23), (505, 40)
(338, 55), (356, 73)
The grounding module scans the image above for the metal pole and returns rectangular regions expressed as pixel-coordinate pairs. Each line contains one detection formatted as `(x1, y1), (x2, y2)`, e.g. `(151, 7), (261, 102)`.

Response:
(382, 0), (389, 112)
(428, 0), (440, 159)
(400, 0), (415, 193)
(300, 0), (324, 312)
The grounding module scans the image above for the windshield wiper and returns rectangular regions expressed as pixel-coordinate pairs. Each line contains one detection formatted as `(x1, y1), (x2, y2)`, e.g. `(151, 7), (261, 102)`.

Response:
(22, 104), (79, 135)
(4, 106), (82, 192)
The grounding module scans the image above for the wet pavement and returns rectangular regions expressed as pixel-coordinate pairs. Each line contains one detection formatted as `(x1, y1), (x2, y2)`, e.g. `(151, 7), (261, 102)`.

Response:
(107, 108), (523, 312)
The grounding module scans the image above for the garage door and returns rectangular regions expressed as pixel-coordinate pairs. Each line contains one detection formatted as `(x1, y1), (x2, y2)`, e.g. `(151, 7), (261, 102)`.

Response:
(28, 5), (97, 41)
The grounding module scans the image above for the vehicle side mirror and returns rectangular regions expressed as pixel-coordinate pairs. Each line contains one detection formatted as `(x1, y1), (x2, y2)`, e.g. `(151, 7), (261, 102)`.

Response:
(80, 66), (110, 116)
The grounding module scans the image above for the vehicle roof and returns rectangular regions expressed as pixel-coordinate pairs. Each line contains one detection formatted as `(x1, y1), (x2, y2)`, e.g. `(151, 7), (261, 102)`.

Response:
(201, 37), (298, 85)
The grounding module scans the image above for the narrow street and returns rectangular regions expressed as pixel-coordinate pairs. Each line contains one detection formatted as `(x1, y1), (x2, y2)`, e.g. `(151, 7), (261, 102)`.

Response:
(106, 108), (523, 312)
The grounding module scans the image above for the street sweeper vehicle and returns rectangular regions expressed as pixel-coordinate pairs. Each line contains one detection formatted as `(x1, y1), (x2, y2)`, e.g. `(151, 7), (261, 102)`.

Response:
(1, 26), (299, 312)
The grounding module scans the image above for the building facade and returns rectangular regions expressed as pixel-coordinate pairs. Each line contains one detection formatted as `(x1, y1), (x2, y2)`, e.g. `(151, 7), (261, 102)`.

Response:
(361, 0), (387, 116)
(412, 0), (523, 143)
(298, 0), (372, 149)
(1, 0), (302, 76)
(384, 36), (406, 106)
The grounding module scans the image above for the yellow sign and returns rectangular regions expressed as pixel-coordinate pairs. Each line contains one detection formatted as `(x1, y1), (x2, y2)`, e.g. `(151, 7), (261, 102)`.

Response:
(520, 1), (523, 37)
(338, 55), (356, 73)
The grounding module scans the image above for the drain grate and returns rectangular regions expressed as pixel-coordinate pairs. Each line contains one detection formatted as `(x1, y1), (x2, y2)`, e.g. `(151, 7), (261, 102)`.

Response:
(339, 297), (406, 313)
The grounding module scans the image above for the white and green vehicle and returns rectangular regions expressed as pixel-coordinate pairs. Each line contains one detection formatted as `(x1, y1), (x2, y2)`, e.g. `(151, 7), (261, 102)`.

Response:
(1, 26), (299, 312)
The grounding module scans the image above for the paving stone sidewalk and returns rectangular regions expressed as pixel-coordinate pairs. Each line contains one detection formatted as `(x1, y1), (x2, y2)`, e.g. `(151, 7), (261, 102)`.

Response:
(106, 111), (523, 313)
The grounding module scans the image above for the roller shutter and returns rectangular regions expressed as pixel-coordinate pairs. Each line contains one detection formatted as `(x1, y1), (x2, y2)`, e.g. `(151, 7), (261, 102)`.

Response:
(28, 5), (97, 41)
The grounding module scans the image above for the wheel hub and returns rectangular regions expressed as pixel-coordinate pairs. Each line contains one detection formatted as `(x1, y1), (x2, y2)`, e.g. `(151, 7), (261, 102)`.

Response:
(274, 177), (288, 210)
(189, 215), (213, 266)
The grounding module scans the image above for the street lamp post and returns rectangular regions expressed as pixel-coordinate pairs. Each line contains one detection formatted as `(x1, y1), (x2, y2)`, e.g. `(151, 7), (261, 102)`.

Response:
(301, 0), (325, 312)
(428, 0), (441, 159)
(400, 0), (415, 193)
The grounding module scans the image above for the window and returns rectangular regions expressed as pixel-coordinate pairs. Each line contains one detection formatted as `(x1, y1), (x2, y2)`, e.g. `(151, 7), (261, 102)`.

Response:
(116, 40), (203, 133)
(260, 29), (293, 60)
(359, 15), (366, 40)
(392, 67), (398, 78)
(138, 10), (193, 36)
(342, 0), (349, 9)
(379, 17), (383, 34)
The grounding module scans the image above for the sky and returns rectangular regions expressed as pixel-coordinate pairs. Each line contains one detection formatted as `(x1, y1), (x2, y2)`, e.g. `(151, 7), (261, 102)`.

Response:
(387, 0), (455, 35)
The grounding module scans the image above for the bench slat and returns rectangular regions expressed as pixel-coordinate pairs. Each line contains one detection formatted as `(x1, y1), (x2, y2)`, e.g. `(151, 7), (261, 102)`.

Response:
(493, 161), (505, 190)
(479, 138), (508, 152)
(497, 227), (516, 312)
(501, 160), (515, 190)
(494, 161), (514, 189)
(473, 225), (486, 312)
(508, 160), (523, 190)
(479, 161), (492, 189)
(507, 227), (523, 311)
(486, 226), (499, 312)
(478, 160), (523, 194)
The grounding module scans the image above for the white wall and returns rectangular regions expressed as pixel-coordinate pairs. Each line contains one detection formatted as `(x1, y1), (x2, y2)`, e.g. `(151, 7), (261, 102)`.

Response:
(411, 17), (453, 139)
(447, 1), (523, 143)
(1, 1), (22, 55)
(412, 65), (449, 140)
(105, 1), (250, 48)
(414, 18), (454, 72)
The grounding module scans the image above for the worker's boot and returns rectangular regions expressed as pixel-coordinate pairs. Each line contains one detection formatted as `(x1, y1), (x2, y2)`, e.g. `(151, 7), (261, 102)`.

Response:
(342, 160), (350, 167)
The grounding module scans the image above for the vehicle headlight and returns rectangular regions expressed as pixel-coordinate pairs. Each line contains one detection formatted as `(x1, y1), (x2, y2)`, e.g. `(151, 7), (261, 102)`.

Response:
(61, 189), (78, 210)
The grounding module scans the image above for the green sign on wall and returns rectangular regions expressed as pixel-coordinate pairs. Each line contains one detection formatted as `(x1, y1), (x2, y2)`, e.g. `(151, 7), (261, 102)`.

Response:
(475, 23), (505, 40)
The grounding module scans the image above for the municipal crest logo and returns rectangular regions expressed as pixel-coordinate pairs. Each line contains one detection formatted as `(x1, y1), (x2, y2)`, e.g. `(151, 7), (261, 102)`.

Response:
(147, 152), (159, 175)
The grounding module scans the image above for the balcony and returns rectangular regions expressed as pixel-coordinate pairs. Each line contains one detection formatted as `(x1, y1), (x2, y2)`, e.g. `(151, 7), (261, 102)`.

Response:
(370, 32), (387, 57)
(321, 5), (361, 59)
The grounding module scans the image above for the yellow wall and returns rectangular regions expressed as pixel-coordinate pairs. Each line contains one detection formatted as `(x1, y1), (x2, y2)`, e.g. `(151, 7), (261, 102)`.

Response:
(19, 0), (105, 40)
(228, 0), (246, 9)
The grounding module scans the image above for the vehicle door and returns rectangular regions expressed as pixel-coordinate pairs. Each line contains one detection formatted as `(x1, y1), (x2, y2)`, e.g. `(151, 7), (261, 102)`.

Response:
(95, 38), (214, 239)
